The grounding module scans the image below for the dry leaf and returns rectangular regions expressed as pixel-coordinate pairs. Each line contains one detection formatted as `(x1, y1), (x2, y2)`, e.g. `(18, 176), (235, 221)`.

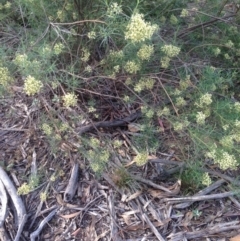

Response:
(128, 123), (141, 132)
(60, 211), (81, 219)
(125, 190), (142, 202)
(125, 219), (171, 231)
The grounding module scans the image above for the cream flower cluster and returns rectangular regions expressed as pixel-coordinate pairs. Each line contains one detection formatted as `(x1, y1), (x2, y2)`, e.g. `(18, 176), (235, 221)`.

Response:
(161, 44), (181, 58)
(216, 152), (238, 170)
(14, 53), (28, 67)
(134, 152), (148, 166)
(109, 50), (124, 59)
(175, 97), (187, 107)
(124, 60), (140, 74)
(87, 31), (96, 39)
(137, 44), (154, 61)
(125, 13), (158, 43)
(88, 149), (110, 173)
(206, 149), (238, 170)
(62, 93), (78, 107)
(81, 48), (90, 62)
(180, 9), (189, 18)
(173, 119), (189, 131)
(220, 135), (234, 148)
(170, 14), (178, 25)
(134, 77), (155, 92)
(234, 102), (240, 113)
(201, 173), (212, 186)
(53, 43), (64, 55)
(157, 107), (170, 117)
(107, 2), (122, 17)
(42, 123), (53, 136)
(179, 75), (191, 90)
(0, 66), (12, 87)
(196, 111), (206, 125)
(24, 75), (43, 95)
(195, 93), (212, 108)
(0, 1), (11, 10)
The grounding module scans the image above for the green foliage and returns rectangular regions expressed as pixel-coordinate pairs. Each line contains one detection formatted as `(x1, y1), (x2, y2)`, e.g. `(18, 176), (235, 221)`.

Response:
(1, 0), (240, 187)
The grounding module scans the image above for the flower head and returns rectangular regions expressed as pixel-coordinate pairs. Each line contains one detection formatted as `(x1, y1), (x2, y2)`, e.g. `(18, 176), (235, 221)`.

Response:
(124, 60), (140, 74)
(161, 44), (181, 58)
(63, 93), (78, 107)
(0, 66), (13, 87)
(107, 2), (122, 17)
(195, 93), (213, 108)
(24, 76), (43, 95)
(125, 13), (158, 43)
(137, 44), (154, 61)
(196, 111), (206, 125)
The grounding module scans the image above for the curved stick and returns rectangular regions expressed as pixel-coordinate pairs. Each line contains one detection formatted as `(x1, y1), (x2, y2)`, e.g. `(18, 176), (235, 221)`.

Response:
(30, 208), (58, 241)
(0, 179), (7, 228)
(0, 167), (27, 241)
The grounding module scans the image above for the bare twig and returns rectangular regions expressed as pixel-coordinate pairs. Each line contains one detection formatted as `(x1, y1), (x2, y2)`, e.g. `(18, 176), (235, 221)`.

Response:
(130, 174), (174, 194)
(51, 19), (106, 26)
(168, 221), (240, 240)
(163, 191), (234, 204)
(29, 183), (51, 229)
(30, 208), (58, 241)
(142, 213), (166, 241)
(108, 191), (122, 241)
(175, 179), (226, 209)
(64, 162), (79, 202)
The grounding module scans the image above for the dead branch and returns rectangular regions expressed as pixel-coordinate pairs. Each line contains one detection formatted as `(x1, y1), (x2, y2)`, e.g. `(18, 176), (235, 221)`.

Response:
(131, 174), (175, 194)
(108, 191), (122, 241)
(76, 111), (142, 135)
(142, 213), (166, 241)
(64, 162), (79, 202)
(168, 221), (240, 240)
(163, 191), (234, 204)
(0, 180), (7, 228)
(0, 167), (27, 241)
(30, 208), (58, 241)
(175, 179), (226, 209)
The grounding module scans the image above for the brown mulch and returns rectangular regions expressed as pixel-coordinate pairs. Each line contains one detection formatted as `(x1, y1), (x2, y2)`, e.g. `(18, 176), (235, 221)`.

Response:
(1, 89), (240, 241)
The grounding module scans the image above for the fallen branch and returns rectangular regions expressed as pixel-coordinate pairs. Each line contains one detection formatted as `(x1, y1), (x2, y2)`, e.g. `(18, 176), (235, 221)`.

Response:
(108, 191), (122, 241)
(0, 167), (27, 241)
(142, 213), (166, 241)
(0, 180), (7, 228)
(30, 208), (58, 241)
(174, 179), (226, 209)
(131, 174), (175, 194)
(168, 221), (240, 240)
(76, 111), (142, 135)
(163, 191), (234, 204)
(64, 162), (79, 202)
